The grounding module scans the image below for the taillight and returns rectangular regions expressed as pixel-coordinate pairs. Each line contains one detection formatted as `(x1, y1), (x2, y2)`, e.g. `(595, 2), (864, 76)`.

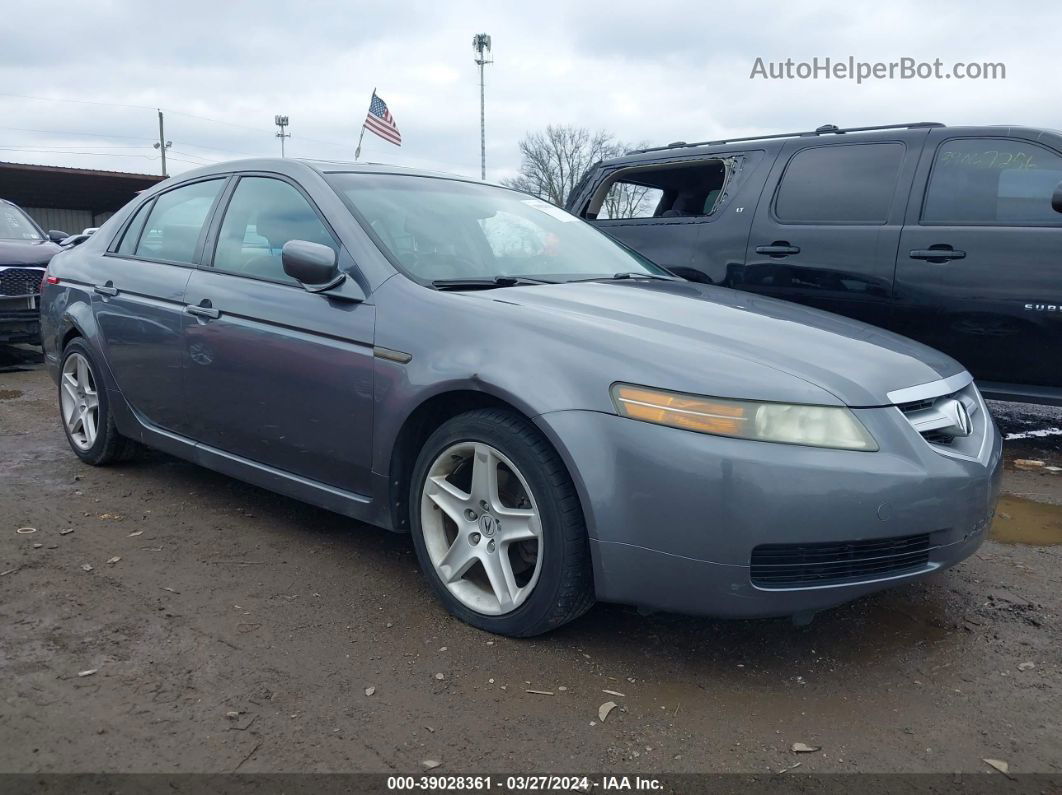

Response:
(41, 273), (59, 291)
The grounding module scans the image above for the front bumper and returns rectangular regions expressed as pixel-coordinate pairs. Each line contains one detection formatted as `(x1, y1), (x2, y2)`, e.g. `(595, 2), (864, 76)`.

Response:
(0, 302), (41, 345)
(535, 398), (1002, 618)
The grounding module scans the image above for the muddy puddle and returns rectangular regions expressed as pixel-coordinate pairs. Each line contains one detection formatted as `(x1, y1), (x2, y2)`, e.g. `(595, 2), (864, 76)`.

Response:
(0, 389), (24, 400)
(991, 495), (1062, 545)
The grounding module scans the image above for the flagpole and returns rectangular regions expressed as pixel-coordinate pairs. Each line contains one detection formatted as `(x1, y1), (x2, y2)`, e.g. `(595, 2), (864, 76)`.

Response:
(354, 88), (376, 161)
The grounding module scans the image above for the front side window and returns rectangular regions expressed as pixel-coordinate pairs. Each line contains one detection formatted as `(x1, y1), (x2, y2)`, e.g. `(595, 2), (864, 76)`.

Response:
(922, 138), (1062, 226)
(775, 143), (904, 224)
(136, 179), (224, 264)
(213, 177), (336, 283)
(328, 173), (669, 283)
(0, 204), (42, 241)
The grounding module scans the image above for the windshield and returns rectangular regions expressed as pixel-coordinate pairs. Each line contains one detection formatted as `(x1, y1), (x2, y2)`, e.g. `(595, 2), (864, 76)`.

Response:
(326, 173), (669, 283)
(0, 204), (43, 241)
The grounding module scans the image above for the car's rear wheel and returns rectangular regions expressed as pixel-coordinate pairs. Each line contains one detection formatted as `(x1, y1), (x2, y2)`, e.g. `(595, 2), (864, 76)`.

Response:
(59, 339), (137, 465)
(409, 408), (594, 636)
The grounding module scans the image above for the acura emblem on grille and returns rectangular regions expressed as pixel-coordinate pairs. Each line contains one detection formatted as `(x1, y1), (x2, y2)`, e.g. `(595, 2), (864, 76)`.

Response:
(938, 398), (972, 437)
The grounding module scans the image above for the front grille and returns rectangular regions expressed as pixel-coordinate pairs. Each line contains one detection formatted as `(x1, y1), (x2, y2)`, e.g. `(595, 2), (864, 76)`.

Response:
(895, 381), (985, 458)
(0, 268), (43, 297)
(750, 533), (931, 588)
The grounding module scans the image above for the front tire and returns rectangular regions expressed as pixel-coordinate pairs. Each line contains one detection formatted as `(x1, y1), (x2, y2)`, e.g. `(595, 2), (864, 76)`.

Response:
(59, 339), (137, 465)
(409, 408), (594, 637)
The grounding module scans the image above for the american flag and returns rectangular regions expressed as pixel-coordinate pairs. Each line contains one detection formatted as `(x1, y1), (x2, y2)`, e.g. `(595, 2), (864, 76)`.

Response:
(363, 93), (402, 146)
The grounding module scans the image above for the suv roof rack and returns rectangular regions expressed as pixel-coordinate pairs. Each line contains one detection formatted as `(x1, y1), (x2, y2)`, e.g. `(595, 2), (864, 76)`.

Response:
(626, 122), (945, 155)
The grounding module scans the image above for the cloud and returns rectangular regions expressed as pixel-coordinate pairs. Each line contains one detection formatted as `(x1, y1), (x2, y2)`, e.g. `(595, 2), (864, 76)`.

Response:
(0, 0), (1058, 181)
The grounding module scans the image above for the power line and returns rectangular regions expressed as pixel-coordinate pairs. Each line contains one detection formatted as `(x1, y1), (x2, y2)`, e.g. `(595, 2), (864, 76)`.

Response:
(0, 147), (155, 159)
(0, 92), (354, 151)
(0, 125), (156, 142)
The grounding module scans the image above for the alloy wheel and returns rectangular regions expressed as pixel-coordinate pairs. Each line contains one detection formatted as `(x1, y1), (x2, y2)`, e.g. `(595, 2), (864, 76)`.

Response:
(61, 352), (99, 451)
(420, 442), (543, 615)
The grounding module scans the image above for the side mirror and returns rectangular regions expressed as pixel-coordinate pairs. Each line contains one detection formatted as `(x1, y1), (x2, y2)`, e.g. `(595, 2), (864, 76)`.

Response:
(282, 240), (343, 292)
(48, 230), (69, 243)
(1053, 181), (1062, 213)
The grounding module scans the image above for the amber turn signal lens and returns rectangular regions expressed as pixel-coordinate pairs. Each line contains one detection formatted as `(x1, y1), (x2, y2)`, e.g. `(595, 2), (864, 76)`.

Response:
(610, 385), (749, 437)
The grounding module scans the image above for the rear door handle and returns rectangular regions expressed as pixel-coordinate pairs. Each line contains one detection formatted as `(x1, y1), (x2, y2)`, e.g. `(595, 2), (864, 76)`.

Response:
(754, 243), (800, 257)
(909, 247), (966, 262)
(184, 304), (221, 320)
(93, 284), (118, 297)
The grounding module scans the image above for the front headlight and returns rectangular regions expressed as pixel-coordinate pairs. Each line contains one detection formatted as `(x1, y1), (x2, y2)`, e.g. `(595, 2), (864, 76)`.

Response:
(610, 383), (878, 451)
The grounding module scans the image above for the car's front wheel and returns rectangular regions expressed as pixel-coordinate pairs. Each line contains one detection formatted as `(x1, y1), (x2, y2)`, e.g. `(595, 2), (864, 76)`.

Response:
(409, 409), (594, 636)
(59, 339), (137, 465)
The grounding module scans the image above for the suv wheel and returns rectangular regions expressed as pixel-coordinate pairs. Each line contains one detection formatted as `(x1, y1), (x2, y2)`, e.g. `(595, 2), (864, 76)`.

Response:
(409, 409), (594, 636)
(59, 339), (137, 465)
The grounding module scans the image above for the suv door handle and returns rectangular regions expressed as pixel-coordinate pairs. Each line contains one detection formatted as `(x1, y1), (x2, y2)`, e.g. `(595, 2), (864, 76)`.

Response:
(93, 284), (118, 297)
(754, 243), (800, 257)
(184, 303), (221, 320)
(909, 247), (966, 262)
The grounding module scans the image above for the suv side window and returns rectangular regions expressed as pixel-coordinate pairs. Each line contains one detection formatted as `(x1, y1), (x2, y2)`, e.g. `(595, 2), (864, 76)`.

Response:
(116, 199), (153, 255)
(775, 143), (904, 224)
(213, 177), (337, 284)
(922, 138), (1062, 226)
(136, 179), (224, 264)
(588, 160), (728, 220)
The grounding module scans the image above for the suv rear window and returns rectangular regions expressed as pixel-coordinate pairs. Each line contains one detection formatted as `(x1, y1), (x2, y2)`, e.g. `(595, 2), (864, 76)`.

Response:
(922, 138), (1062, 226)
(775, 143), (904, 224)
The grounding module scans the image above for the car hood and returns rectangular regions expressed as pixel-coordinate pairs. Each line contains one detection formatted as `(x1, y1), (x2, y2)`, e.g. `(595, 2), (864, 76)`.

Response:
(0, 239), (60, 267)
(473, 280), (965, 407)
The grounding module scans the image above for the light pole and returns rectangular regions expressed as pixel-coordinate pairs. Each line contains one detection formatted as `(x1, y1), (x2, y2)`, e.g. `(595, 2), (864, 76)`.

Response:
(472, 33), (492, 181)
(154, 109), (171, 177)
(275, 115), (290, 157)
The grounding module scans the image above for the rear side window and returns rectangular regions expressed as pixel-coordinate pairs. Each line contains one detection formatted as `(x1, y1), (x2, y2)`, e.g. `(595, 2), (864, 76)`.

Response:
(775, 143), (904, 224)
(213, 177), (336, 284)
(116, 199), (153, 255)
(922, 138), (1062, 226)
(590, 160), (728, 220)
(136, 179), (224, 264)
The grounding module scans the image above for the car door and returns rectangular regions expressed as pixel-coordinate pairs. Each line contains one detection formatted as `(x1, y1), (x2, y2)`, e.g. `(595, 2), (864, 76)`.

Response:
(740, 134), (926, 327)
(94, 177), (227, 434)
(575, 153), (762, 282)
(893, 132), (1062, 390)
(181, 173), (376, 495)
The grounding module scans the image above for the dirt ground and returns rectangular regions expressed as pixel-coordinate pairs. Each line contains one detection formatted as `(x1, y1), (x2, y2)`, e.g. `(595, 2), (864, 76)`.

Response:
(1, 343), (1060, 776)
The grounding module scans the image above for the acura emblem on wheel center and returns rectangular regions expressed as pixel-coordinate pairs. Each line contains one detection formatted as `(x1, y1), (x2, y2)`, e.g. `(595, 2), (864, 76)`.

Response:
(479, 514), (498, 536)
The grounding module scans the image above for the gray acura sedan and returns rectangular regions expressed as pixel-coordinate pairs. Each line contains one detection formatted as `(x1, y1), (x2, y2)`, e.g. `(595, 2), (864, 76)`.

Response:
(40, 159), (1002, 636)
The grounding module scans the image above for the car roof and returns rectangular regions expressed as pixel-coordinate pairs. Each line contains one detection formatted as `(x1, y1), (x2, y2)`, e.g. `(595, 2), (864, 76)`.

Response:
(154, 158), (504, 190)
(599, 123), (1062, 167)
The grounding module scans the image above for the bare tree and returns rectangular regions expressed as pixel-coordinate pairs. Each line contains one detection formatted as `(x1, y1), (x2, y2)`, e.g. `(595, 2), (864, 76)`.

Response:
(599, 181), (655, 220)
(502, 125), (644, 208)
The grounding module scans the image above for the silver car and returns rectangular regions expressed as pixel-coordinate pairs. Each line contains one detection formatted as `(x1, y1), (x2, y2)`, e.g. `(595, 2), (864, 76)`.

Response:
(39, 160), (1002, 636)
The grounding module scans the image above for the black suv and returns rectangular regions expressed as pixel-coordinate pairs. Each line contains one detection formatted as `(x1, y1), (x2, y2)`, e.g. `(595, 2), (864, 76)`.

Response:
(1, 199), (65, 345)
(567, 123), (1062, 406)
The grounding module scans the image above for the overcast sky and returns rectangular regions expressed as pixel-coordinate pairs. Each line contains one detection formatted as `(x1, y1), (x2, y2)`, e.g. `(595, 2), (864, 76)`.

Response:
(1, 0), (1059, 182)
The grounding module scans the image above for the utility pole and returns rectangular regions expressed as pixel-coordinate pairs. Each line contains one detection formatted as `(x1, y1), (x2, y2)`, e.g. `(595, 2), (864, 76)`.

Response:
(472, 33), (492, 181)
(275, 115), (290, 157)
(153, 109), (171, 177)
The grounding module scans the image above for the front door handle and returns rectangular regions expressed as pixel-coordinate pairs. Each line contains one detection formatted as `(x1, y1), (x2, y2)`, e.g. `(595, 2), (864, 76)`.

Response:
(93, 284), (118, 297)
(910, 246), (966, 262)
(184, 303), (221, 320)
(755, 242), (801, 257)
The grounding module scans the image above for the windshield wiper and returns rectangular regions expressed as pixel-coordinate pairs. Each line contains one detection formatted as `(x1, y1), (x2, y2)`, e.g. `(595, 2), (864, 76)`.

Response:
(431, 276), (555, 291)
(564, 272), (679, 284)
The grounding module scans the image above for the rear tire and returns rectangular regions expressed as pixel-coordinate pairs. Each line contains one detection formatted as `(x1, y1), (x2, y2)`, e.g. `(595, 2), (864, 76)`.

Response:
(409, 408), (594, 637)
(59, 339), (138, 465)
